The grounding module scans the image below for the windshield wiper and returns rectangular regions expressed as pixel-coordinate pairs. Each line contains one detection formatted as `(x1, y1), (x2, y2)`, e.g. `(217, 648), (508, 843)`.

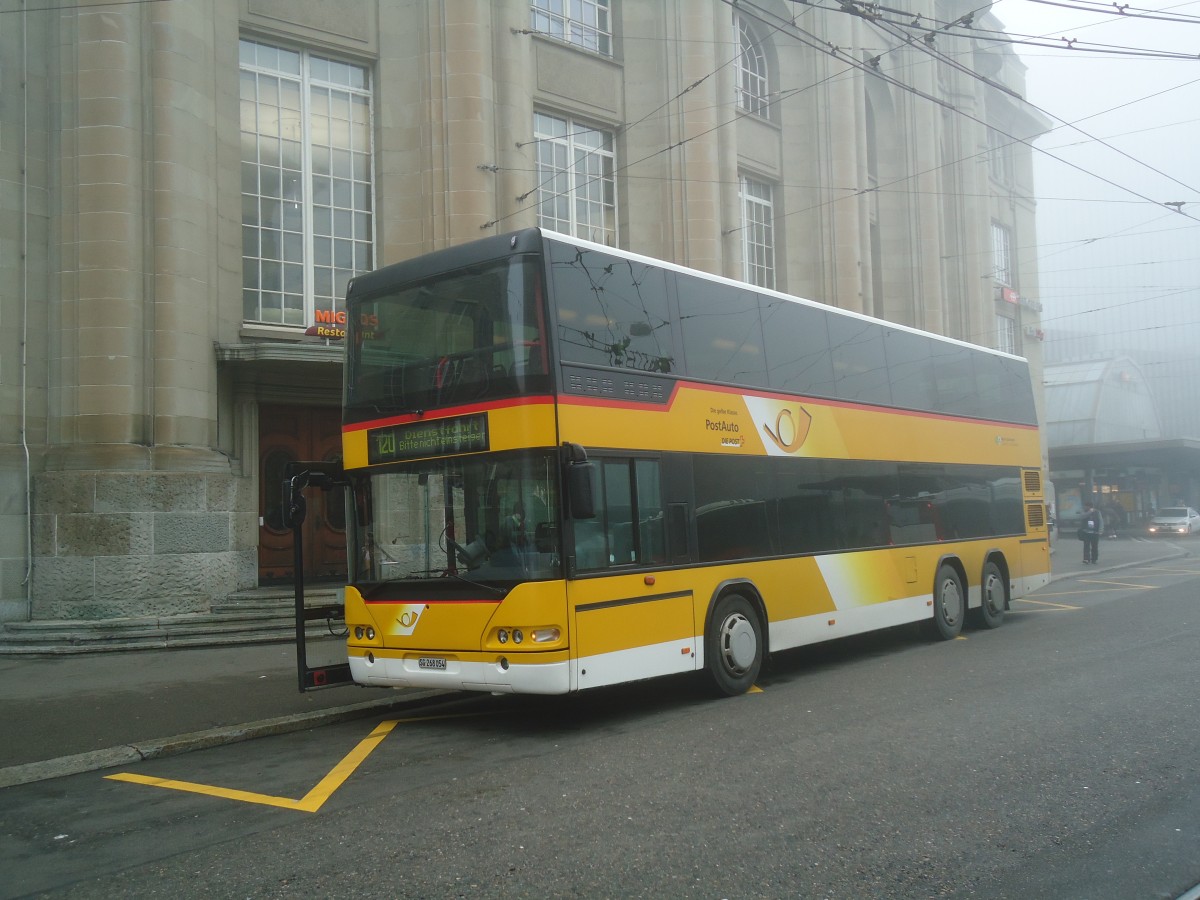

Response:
(401, 568), (505, 595)
(441, 569), (506, 595)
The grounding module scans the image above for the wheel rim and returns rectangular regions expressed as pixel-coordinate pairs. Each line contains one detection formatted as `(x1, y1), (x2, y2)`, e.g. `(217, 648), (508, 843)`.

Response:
(719, 612), (757, 675)
(983, 571), (1004, 615)
(938, 576), (963, 626)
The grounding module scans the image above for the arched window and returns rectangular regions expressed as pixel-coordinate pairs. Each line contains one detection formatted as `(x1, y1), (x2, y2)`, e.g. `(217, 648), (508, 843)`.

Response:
(735, 14), (770, 118)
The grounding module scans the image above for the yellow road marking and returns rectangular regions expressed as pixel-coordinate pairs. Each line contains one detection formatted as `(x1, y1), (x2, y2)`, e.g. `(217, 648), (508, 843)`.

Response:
(1013, 597), (1082, 611)
(748, 684), (763, 693)
(1079, 578), (1155, 590)
(105, 711), (487, 813)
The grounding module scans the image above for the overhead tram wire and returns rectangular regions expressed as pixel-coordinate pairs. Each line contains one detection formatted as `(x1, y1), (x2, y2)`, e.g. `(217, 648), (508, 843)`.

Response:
(816, 0), (1200, 201)
(716, 0), (1200, 241)
(795, 0), (1200, 60)
(769, 0), (1200, 225)
(1023, 0), (1200, 26)
(495, 0), (949, 237)
(488, 14), (797, 233)
(496, 0), (1200, 247)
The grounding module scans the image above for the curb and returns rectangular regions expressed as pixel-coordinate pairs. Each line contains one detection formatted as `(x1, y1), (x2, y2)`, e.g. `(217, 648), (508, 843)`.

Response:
(0, 688), (452, 790)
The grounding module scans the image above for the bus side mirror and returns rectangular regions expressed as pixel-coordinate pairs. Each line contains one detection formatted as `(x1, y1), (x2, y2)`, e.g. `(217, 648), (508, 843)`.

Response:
(562, 442), (596, 520)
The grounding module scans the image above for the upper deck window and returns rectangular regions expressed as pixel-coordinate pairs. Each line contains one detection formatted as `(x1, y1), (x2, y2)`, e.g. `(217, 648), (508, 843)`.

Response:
(345, 257), (550, 421)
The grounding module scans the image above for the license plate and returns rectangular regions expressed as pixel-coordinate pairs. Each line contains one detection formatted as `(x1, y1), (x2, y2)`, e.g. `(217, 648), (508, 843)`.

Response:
(417, 657), (447, 670)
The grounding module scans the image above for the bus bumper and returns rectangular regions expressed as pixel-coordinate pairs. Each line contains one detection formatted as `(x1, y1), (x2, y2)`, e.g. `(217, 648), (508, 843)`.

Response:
(349, 652), (571, 695)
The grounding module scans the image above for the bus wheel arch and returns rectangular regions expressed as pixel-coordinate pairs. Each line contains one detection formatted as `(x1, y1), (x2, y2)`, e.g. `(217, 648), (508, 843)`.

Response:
(925, 557), (966, 641)
(703, 582), (767, 696)
(973, 555), (1008, 629)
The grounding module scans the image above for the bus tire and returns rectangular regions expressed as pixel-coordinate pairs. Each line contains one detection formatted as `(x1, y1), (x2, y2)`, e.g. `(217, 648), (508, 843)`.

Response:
(705, 593), (763, 696)
(925, 564), (964, 641)
(973, 561), (1006, 629)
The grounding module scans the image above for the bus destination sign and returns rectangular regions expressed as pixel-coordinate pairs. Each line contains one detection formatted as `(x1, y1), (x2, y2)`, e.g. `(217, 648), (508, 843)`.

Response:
(368, 414), (490, 464)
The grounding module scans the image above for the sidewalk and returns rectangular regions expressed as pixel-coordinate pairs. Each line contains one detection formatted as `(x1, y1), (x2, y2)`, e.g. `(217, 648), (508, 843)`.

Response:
(0, 642), (446, 788)
(1047, 531), (1191, 581)
(1, 535), (1191, 789)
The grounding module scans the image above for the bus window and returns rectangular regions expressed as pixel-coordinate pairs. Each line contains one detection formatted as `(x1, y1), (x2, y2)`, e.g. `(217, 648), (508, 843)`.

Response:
(930, 343), (979, 418)
(693, 456), (773, 561)
(828, 316), (891, 407)
(344, 256), (549, 420)
(774, 458), (840, 553)
(549, 243), (676, 373)
(883, 327), (936, 412)
(678, 278), (767, 387)
(761, 298), (836, 399)
(636, 459), (666, 565)
(837, 461), (894, 549)
(571, 457), (664, 572)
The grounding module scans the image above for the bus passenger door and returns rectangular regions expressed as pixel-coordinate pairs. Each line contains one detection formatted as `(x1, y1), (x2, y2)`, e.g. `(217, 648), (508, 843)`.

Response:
(566, 456), (697, 690)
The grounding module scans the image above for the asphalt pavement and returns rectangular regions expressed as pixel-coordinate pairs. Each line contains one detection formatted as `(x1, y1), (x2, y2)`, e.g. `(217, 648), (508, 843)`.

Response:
(0, 533), (1189, 789)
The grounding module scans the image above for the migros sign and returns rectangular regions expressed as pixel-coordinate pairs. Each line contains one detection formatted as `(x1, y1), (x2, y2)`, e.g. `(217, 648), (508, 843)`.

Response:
(304, 309), (379, 340)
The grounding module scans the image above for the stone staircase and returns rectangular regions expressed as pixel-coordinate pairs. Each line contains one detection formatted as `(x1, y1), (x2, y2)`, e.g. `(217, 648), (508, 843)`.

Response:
(0, 586), (346, 656)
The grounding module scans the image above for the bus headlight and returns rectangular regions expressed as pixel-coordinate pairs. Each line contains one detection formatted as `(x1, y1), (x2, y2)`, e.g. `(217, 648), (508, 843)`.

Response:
(498, 629), (508, 644)
(513, 629), (524, 644)
(532, 628), (560, 643)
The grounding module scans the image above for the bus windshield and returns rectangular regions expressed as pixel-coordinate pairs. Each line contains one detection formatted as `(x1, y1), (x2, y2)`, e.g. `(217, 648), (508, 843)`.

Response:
(351, 449), (562, 588)
(345, 256), (550, 420)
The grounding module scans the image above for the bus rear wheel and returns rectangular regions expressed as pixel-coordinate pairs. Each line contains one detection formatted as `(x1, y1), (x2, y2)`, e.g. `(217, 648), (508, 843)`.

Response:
(705, 594), (763, 696)
(925, 564), (964, 641)
(973, 561), (1006, 629)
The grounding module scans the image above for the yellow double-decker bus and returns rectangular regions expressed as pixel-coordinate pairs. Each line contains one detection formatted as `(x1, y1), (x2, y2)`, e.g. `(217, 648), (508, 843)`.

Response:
(318, 228), (1049, 697)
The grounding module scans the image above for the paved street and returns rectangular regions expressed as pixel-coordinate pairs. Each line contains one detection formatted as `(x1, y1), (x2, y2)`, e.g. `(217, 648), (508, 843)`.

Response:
(2, 547), (1198, 898)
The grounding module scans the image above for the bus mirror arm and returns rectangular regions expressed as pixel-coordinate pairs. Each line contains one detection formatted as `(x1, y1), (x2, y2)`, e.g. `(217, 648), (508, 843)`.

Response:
(562, 442), (596, 520)
(281, 461), (352, 693)
(282, 476), (307, 529)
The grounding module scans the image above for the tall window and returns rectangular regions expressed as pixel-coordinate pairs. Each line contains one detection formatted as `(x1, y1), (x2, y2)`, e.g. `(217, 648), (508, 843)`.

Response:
(991, 221), (1013, 286)
(239, 38), (374, 327)
(996, 314), (1017, 355)
(533, 111), (617, 245)
(734, 13), (770, 117)
(740, 176), (775, 289)
(987, 127), (1013, 185)
(530, 0), (612, 56)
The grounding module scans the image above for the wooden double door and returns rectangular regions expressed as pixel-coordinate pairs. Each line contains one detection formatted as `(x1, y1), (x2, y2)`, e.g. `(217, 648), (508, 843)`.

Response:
(258, 405), (347, 584)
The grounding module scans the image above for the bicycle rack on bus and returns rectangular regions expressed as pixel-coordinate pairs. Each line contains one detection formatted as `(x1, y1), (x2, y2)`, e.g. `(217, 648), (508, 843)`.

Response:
(282, 460), (355, 692)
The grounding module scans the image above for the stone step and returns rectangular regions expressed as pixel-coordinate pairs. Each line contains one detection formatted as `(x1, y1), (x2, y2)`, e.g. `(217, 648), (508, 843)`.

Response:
(0, 592), (347, 657)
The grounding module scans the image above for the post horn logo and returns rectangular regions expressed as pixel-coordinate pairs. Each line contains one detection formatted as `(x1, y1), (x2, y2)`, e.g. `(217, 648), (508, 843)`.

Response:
(394, 605), (424, 636)
(762, 406), (813, 453)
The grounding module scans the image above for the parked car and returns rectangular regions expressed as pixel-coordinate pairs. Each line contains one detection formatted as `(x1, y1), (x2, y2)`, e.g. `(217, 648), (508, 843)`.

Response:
(1147, 507), (1200, 536)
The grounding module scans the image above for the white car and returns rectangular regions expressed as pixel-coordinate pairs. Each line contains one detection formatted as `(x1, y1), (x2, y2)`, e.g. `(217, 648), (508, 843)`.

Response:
(1147, 507), (1200, 536)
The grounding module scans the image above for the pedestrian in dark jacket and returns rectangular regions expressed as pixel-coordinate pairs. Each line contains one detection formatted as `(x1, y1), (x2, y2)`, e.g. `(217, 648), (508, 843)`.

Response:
(1081, 503), (1103, 564)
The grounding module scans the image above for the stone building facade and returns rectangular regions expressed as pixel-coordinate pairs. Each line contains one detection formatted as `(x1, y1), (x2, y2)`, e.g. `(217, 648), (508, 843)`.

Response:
(0, 0), (1047, 622)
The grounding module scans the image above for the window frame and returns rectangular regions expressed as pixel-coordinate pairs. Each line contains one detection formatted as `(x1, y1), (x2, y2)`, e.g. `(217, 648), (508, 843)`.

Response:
(996, 313), (1017, 355)
(533, 110), (618, 246)
(740, 175), (776, 289)
(239, 36), (376, 329)
(571, 454), (667, 573)
(991, 220), (1013, 287)
(734, 13), (771, 118)
(530, 0), (613, 57)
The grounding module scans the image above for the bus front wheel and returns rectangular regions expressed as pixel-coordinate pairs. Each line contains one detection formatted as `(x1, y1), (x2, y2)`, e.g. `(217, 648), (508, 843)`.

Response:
(973, 561), (1006, 629)
(705, 594), (763, 696)
(925, 564), (965, 641)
